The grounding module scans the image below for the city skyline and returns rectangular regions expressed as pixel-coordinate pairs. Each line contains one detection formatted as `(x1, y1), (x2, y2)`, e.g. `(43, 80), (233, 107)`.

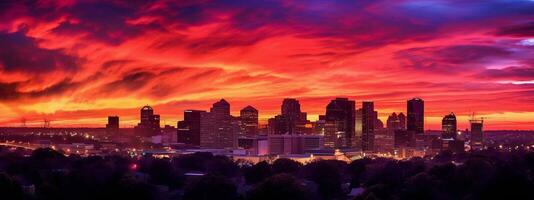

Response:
(0, 1), (533, 130)
(0, 96), (528, 130)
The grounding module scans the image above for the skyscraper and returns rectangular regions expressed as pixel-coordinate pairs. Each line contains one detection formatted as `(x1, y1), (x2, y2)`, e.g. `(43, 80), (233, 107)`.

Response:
(361, 101), (375, 152)
(282, 98), (301, 119)
(240, 106), (259, 136)
(441, 113), (457, 140)
(387, 112), (401, 130)
(407, 98), (424, 135)
(177, 110), (205, 146)
(134, 106), (160, 137)
(325, 98), (356, 148)
(106, 116), (119, 134)
(470, 118), (484, 151)
(268, 98), (309, 135)
(398, 112), (406, 130)
(200, 99), (235, 149)
(281, 98), (303, 134)
(268, 115), (289, 135)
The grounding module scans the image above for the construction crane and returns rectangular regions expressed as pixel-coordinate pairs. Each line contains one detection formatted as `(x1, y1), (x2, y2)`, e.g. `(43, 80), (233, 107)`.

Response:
(470, 112), (486, 122)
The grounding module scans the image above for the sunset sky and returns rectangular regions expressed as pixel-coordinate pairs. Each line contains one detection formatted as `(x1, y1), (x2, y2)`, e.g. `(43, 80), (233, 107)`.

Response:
(0, 0), (533, 130)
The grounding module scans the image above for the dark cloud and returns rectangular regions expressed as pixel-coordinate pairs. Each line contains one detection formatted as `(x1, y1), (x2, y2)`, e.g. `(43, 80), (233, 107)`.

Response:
(102, 71), (156, 92)
(495, 22), (534, 37)
(0, 79), (82, 102)
(51, 1), (148, 45)
(0, 31), (81, 73)
(432, 45), (510, 64)
(5, 0), (532, 53)
(478, 66), (534, 80)
(396, 45), (511, 73)
(102, 59), (134, 69)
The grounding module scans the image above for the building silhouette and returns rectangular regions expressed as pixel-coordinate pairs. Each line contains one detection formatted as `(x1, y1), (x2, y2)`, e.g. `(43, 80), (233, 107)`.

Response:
(200, 99), (235, 149)
(281, 98), (306, 134)
(282, 98), (301, 120)
(398, 112), (406, 130)
(269, 98), (309, 135)
(268, 115), (289, 135)
(387, 113), (402, 131)
(177, 110), (205, 146)
(240, 106), (259, 136)
(134, 106), (160, 137)
(106, 116), (119, 134)
(361, 101), (375, 151)
(324, 98), (356, 148)
(442, 113), (457, 140)
(470, 118), (484, 150)
(407, 98), (424, 135)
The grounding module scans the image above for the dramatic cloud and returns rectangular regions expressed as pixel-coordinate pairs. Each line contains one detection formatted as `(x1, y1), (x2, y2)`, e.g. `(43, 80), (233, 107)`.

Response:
(0, 31), (80, 73)
(496, 22), (534, 37)
(0, 0), (533, 129)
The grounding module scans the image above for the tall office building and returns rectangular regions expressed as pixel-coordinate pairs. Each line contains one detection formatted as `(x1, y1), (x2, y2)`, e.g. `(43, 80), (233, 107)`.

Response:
(398, 112), (406, 130)
(240, 106), (259, 136)
(268, 115), (289, 135)
(106, 116), (119, 134)
(200, 99), (235, 149)
(407, 98), (424, 135)
(268, 98), (308, 135)
(387, 113), (401, 131)
(470, 118), (484, 151)
(134, 106), (160, 137)
(282, 98), (301, 119)
(361, 101), (375, 151)
(281, 98), (303, 134)
(177, 110), (205, 146)
(441, 113), (457, 140)
(325, 98), (356, 148)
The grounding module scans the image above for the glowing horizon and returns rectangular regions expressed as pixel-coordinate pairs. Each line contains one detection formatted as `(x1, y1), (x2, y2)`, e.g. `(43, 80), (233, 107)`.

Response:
(0, 1), (533, 130)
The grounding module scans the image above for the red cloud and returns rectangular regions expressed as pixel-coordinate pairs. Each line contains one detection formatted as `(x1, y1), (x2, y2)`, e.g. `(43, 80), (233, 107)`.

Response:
(0, 0), (533, 129)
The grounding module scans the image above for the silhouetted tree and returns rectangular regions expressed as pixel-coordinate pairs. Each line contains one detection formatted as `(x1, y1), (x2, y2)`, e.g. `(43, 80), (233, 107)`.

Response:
(244, 161), (272, 185)
(302, 160), (347, 199)
(0, 173), (26, 200)
(248, 173), (314, 200)
(348, 158), (371, 187)
(272, 158), (302, 175)
(174, 152), (213, 172)
(206, 155), (240, 178)
(183, 175), (237, 200)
